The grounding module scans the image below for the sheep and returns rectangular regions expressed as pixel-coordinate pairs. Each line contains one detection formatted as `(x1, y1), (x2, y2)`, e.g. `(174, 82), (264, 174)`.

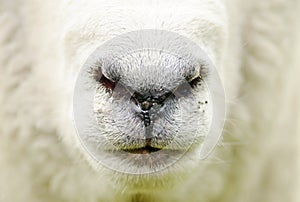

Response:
(0, 0), (299, 201)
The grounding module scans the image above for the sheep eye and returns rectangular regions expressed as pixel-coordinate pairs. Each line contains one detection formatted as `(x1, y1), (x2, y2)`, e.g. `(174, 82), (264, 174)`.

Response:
(99, 75), (116, 92)
(94, 68), (116, 92)
(189, 76), (201, 88)
(174, 76), (201, 97)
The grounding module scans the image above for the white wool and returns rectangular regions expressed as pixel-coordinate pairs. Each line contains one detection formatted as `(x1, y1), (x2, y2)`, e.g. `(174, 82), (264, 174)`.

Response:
(0, 0), (299, 202)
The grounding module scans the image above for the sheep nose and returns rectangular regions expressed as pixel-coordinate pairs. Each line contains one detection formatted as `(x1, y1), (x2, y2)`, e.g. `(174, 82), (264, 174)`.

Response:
(136, 98), (161, 127)
(131, 92), (171, 127)
(140, 100), (151, 110)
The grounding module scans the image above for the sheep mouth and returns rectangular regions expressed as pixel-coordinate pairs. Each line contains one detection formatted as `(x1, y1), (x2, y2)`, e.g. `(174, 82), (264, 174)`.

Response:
(122, 145), (162, 154)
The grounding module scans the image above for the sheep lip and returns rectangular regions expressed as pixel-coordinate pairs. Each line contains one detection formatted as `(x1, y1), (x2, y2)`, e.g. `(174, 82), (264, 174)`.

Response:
(122, 146), (162, 154)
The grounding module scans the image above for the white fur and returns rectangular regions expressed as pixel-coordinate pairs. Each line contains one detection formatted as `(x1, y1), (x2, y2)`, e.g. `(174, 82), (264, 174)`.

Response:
(0, 0), (299, 202)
